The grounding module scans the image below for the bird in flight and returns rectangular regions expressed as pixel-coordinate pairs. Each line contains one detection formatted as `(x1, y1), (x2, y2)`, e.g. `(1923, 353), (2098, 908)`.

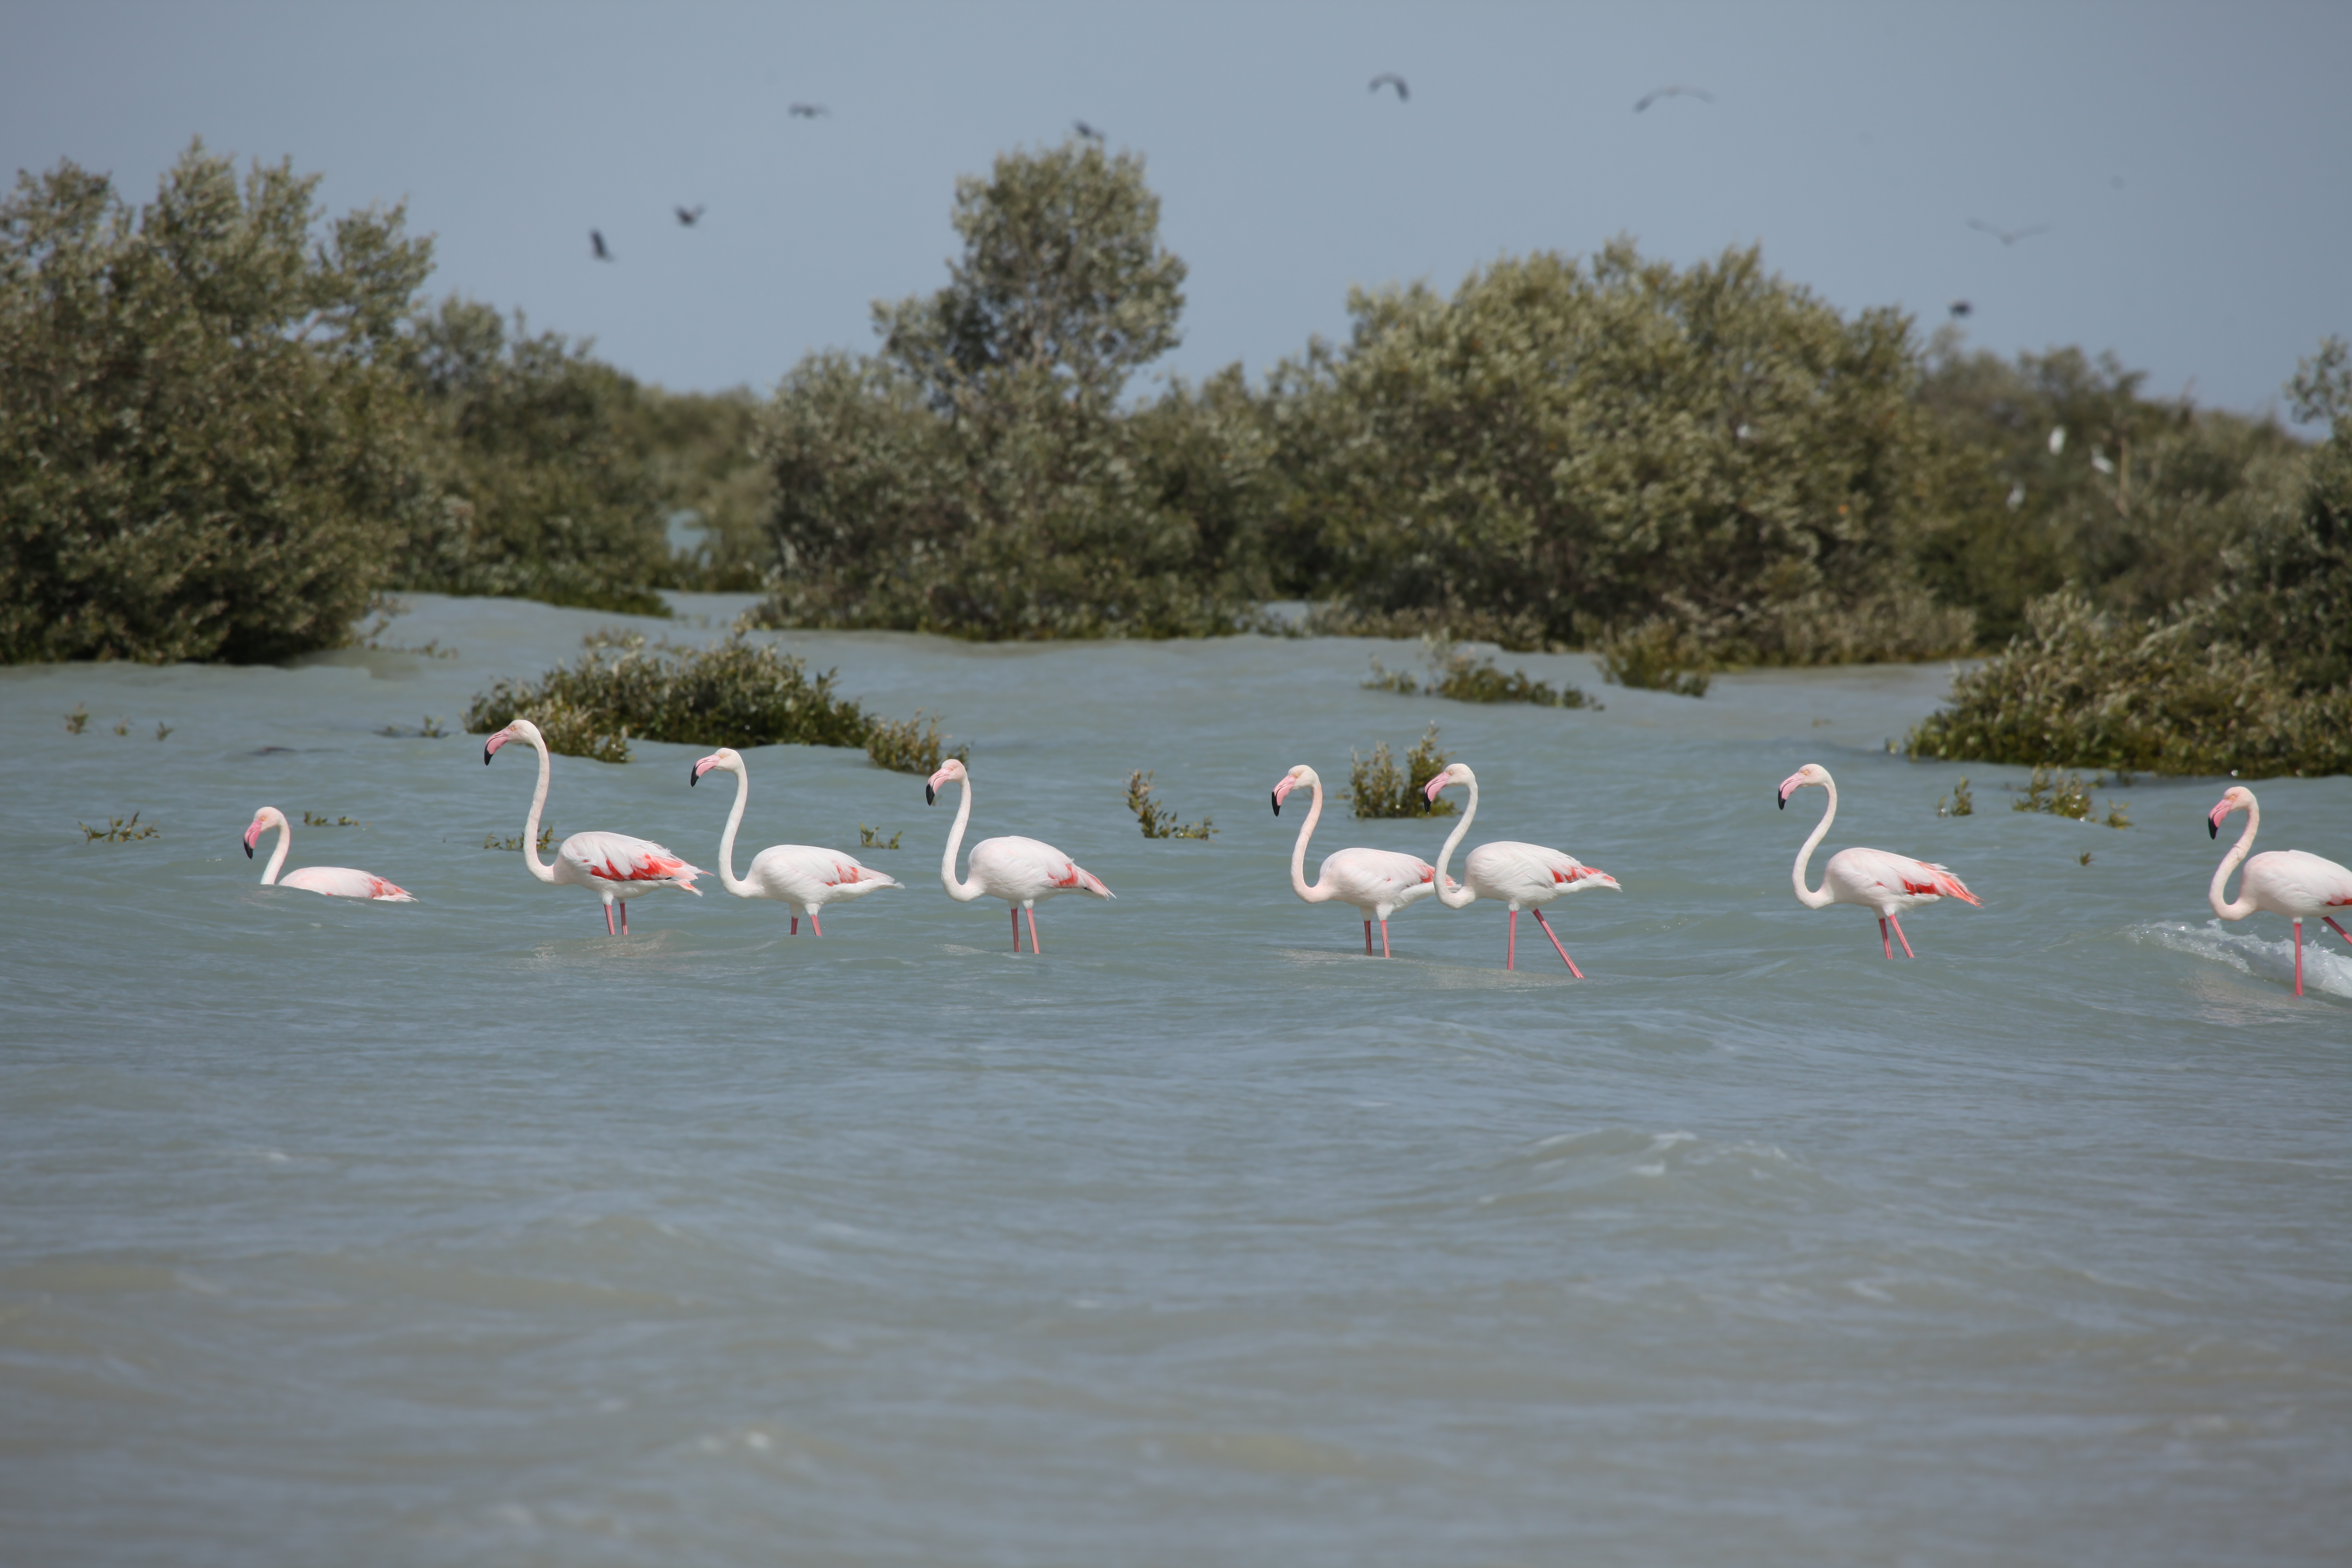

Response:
(787, 102), (828, 118)
(1968, 219), (2048, 246)
(1634, 84), (1713, 112)
(1368, 72), (1409, 101)
(1948, 299), (1972, 319)
(590, 230), (612, 261)
(1073, 119), (1104, 141)
(675, 205), (705, 227)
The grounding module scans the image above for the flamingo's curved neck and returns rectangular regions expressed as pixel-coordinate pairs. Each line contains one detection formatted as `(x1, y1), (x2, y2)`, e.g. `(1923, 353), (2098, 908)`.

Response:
(714, 764), (754, 897)
(2209, 798), (2260, 920)
(258, 818), (291, 886)
(1289, 772), (1333, 903)
(939, 777), (984, 901)
(1792, 779), (1838, 909)
(518, 732), (558, 885)
(1432, 772), (1478, 908)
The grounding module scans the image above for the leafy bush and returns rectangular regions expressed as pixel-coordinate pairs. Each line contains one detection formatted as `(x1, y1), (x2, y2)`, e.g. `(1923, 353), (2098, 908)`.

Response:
(2009, 766), (2130, 828)
(393, 297), (672, 615)
(1348, 723), (1456, 819)
(464, 630), (972, 772)
(864, 712), (969, 776)
(1595, 617), (1714, 697)
(1125, 770), (1214, 838)
(1936, 777), (1974, 818)
(752, 140), (1275, 640)
(0, 142), (428, 664)
(1364, 636), (1596, 707)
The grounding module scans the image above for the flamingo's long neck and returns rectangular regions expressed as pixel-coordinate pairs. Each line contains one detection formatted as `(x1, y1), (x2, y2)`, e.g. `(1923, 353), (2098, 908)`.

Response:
(519, 732), (558, 884)
(715, 764), (754, 897)
(1432, 771), (1478, 908)
(1289, 772), (1333, 903)
(1792, 779), (1837, 909)
(259, 818), (291, 886)
(2209, 798), (2260, 920)
(939, 778), (984, 901)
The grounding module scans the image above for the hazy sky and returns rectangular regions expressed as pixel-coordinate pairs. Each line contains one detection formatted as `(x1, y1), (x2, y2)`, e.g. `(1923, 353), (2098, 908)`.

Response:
(7, 2), (2347, 420)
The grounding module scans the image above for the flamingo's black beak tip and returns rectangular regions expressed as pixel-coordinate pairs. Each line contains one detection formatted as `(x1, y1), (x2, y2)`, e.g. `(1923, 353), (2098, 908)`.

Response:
(242, 841), (253, 858)
(2209, 818), (2218, 839)
(925, 784), (936, 806)
(1777, 792), (1787, 810)
(689, 764), (699, 786)
(1271, 791), (1281, 817)
(482, 747), (493, 766)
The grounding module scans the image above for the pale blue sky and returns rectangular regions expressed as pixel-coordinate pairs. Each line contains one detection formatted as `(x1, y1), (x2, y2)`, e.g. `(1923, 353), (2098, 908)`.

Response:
(7, 1), (2347, 420)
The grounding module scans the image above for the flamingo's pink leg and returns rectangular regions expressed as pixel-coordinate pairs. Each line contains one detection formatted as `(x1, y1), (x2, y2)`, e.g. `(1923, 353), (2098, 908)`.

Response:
(811, 909), (824, 937)
(790, 916), (799, 935)
(2294, 919), (2304, 997)
(1532, 909), (1585, 979)
(1888, 914), (1916, 959)
(605, 901), (616, 937)
(1012, 908), (1022, 952)
(1507, 910), (1517, 970)
(1879, 917), (1892, 959)
(1363, 919), (1373, 955)
(1026, 907), (1042, 953)
(1380, 919), (1393, 959)
(2325, 916), (2350, 946)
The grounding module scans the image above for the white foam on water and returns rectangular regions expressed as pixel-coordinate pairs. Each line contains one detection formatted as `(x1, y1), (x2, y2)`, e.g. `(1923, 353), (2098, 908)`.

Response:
(2138, 918), (2352, 1000)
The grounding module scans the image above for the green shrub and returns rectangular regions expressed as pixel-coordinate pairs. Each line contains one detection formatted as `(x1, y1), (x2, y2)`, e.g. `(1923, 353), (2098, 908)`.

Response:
(864, 712), (969, 776)
(1125, 770), (1214, 838)
(2009, 766), (2130, 828)
(0, 142), (429, 664)
(1348, 723), (1457, 819)
(1364, 636), (1596, 707)
(1595, 617), (1714, 697)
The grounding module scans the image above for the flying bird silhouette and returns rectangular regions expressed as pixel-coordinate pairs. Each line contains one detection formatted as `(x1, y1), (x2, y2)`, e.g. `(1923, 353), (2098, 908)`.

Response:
(1073, 119), (1104, 141)
(787, 102), (828, 118)
(1968, 218), (2048, 246)
(1368, 72), (1409, 101)
(589, 230), (611, 261)
(1634, 84), (1713, 112)
(1948, 299), (1973, 319)
(675, 205), (705, 227)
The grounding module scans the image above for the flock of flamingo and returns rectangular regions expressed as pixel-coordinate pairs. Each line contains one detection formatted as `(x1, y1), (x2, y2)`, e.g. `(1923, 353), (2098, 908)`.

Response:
(236, 716), (2352, 995)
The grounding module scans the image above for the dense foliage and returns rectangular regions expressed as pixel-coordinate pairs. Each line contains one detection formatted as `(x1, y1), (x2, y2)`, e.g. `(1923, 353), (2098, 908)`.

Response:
(1364, 637), (1596, 708)
(1266, 244), (1975, 666)
(1910, 345), (2352, 779)
(753, 140), (1274, 639)
(1348, 723), (1456, 819)
(463, 630), (972, 773)
(0, 143), (428, 663)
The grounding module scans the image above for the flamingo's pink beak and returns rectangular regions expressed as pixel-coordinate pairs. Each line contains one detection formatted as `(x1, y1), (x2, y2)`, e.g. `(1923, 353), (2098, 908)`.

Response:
(242, 819), (260, 856)
(1777, 771), (1805, 809)
(1422, 772), (1450, 803)
(1271, 775), (1299, 816)
(2208, 797), (2231, 839)
(925, 763), (954, 805)
(484, 728), (510, 765)
(691, 754), (720, 786)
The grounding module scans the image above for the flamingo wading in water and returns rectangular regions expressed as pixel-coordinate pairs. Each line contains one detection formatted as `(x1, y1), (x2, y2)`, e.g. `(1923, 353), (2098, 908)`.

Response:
(242, 807), (415, 901)
(2207, 785), (2352, 997)
(689, 748), (901, 934)
(484, 718), (703, 934)
(1779, 763), (1980, 957)
(1271, 764), (1439, 957)
(926, 758), (1112, 952)
(1422, 763), (1619, 974)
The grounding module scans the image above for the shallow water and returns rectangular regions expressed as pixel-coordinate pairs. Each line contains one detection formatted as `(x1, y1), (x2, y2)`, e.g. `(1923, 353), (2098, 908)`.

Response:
(3, 593), (2347, 1566)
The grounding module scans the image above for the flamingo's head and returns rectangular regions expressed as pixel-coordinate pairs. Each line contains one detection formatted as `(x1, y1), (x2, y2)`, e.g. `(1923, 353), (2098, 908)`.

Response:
(690, 748), (740, 787)
(2208, 784), (2254, 839)
(241, 806), (286, 858)
(925, 757), (968, 806)
(1777, 763), (1832, 810)
(1423, 761), (1473, 804)
(482, 717), (542, 766)
(1271, 764), (1317, 817)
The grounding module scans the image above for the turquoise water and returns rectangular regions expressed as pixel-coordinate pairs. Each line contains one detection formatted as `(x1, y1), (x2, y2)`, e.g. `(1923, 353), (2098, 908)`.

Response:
(3, 593), (2347, 1565)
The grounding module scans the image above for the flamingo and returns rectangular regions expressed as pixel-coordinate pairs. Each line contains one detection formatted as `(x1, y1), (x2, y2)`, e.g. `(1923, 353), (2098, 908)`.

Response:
(2207, 785), (2352, 997)
(1779, 763), (1980, 957)
(925, 758), (1112, 952)
(483, 718), (703, 935)
(241, 807), (415, 901)
(689, 748), (901, 933)
(1270, 764), (1439, 957)
(1422, 763), (1620, 975)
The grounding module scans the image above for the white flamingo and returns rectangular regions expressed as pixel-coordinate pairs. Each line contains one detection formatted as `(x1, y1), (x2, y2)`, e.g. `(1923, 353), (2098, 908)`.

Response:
(483, 718), (703, 935)
(926, 758), (1112, 952)
(241, 807), (415, 901)
(689, 747), (900, 934)
(1779, 763), (1980, 957)
(2207, 785), (2352, 997)
(1271, 764), (1439, 958)
(1422, 763), (1619, 974)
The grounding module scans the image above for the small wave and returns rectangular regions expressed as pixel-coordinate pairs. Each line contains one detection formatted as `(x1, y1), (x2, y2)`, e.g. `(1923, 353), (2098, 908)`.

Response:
(2137, 919), (2352, 1000)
